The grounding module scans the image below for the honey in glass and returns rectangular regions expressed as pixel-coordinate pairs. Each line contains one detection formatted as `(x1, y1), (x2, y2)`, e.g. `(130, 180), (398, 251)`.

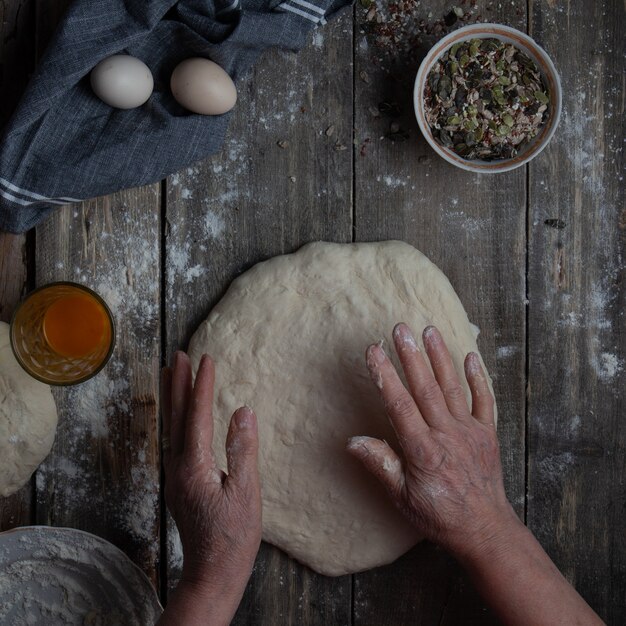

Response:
(10, 282), (115, 385)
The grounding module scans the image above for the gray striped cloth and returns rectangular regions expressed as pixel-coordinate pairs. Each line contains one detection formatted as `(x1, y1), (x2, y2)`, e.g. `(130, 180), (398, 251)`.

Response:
(0, 0), (351, 233)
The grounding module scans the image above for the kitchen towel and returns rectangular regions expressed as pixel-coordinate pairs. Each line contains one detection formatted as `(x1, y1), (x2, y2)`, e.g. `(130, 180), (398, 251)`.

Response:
(0, 0), (351, 233)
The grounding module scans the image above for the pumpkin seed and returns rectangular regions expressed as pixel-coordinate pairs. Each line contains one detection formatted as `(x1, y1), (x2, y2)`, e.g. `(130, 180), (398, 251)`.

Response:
(424, 38), (550, 160)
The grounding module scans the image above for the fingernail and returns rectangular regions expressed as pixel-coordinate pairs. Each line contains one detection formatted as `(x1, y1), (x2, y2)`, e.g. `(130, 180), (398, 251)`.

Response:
(235, 406), (254, 429)
(366, 342), (386, 367)
(347, 436), (371, 453)
(466, 352), (483, 375)
(393, 323), (418, 351)
(423, 325), (440, 343)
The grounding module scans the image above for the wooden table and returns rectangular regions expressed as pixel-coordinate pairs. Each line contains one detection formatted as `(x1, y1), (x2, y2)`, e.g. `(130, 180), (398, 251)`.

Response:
(1, 0), (624, 623)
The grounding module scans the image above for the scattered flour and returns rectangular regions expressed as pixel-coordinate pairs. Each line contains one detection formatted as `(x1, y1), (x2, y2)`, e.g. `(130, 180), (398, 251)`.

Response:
(119, 459), (160, 548)
(34, 205), (162, 574)
(557, 282), (616, 331)
(203, 210), (226, 240)
(496, 345), (519, 359)
(536, 451), (575, 484)
(55, 457), (80, 479)
(166, 137), (259, 300)
(311, 30), (324, 49)
(166, 205), (228, 298)
(185, 264), (205, 283)
(590, 350), (623, 383)
(227, 139), (246, 164)
(568, 415), (582, 437)
(445, 210), (492, 234)
(588, 283), (614, 331)
(557, 100), (607, 199)
(64, 366), (130, 438)
(531, 30), (623, 394)
(377, 174), (408, 188)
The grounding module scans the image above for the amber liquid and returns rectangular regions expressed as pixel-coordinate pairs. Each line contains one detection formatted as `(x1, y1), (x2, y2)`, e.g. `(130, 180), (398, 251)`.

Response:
(43, 294), (109, 358)
(11, 283), (114, 385)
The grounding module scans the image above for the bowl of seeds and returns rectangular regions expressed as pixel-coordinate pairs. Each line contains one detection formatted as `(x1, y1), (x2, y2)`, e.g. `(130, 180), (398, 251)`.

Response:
(414, 23), (561, 173)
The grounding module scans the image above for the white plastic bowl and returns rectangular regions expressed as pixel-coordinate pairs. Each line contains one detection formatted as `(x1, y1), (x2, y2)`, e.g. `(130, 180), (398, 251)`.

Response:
(414, 23), (562, 173)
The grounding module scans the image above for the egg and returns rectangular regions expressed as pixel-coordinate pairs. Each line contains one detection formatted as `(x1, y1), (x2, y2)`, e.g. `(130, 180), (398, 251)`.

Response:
(90, 55), (154, 109)
(170, 58), (237, 116)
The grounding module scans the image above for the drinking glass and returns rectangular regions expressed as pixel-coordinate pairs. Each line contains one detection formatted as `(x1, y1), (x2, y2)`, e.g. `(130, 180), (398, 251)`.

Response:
(10, 282), (115, 385)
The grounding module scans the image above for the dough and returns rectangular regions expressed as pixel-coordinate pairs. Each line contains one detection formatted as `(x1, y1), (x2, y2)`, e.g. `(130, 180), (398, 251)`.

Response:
(0, 322), (58, 497)
(188, 241), (493, 576)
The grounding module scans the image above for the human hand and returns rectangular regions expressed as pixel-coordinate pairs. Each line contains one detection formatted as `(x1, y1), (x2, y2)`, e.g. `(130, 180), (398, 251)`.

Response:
(161, 351), (262, 608)
(347, 323), (516, 558)
(346, 324), (605, 626)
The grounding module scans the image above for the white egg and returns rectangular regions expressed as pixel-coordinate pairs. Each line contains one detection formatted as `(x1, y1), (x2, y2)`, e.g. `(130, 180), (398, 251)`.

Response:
(90, 55), (154, 109)
(170, 58), (237, 116)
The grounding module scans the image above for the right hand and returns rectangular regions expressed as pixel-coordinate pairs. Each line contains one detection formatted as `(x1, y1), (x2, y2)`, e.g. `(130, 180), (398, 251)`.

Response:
(347, 323), (517, 556)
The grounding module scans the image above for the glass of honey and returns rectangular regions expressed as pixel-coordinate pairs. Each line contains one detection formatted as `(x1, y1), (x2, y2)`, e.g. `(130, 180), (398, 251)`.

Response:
(10, 282), (115, 385)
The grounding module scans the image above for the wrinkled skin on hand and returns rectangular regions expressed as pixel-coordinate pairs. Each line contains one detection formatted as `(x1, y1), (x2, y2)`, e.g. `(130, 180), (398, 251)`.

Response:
(161, 352), (262, 589)
(347, 324), (514, 555)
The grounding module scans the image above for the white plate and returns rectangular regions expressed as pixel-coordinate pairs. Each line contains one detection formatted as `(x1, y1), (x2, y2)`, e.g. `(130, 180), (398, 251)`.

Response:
(0, 526), (163, 625)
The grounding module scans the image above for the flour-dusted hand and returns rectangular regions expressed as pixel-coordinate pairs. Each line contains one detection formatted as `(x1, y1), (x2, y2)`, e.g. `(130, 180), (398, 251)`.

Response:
(347, 323), (514, 555)
(158, 352), (262, 626)
(348, 323), (604, 626)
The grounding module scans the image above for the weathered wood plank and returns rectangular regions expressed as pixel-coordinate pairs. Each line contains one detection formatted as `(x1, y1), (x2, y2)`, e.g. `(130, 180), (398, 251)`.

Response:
(353, 1), (527, 623)
(164, 12), (354, 624)
(29, 0), (162, 586)
(527, 1), (625, 623)
(0, 0), (37, 532)
(0, 234), (28, 320)
(34, 193), (162, 584)
(0, 231), (31, 532)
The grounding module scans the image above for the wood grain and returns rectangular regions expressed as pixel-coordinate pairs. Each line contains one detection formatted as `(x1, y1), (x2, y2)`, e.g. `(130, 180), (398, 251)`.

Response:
(527, 2), (625, 623)
(163, 12), (354, 623)
(353, 1), (527, 623)
(0, 0), (36, 532)
(0, 230), (31, 532)
(34, 192), (162, 584)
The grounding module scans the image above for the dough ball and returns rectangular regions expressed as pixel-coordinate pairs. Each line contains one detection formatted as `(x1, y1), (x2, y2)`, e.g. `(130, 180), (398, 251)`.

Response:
(0, 321), (58, 497)
(188, 241), (493, 576)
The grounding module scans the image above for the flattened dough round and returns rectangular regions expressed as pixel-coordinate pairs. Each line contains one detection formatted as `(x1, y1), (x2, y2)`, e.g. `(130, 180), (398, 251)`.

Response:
(0, 322), (58, 497)
(188, 241), (493, 576)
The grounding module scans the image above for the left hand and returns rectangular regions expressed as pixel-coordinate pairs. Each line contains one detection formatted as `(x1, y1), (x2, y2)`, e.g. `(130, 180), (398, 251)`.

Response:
(161, 351), (262, 606)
